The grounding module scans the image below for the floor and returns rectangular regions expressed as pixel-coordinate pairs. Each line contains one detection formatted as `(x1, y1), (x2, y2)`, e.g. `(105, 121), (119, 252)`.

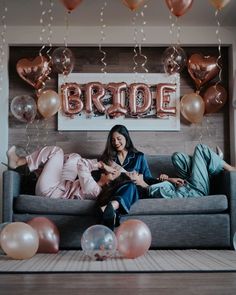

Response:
(0, 273), (236, 295)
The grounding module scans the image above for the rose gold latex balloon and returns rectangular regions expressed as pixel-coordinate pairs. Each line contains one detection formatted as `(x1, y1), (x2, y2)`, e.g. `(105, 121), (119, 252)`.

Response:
(61, 0), (83, 12)
(0, 222), (39, 260)
(122, 0), (146, 11)
(162, 46), (187, 74)
(27, 217), (60, 253)
(16, 56), (51, 90)
(52, 47), (75, 75)
(116, 219), (152, 259)
(202, 84), (227, 114)
(10, 95), (37, 123)
(37, 90), (61, 118)
(188, 54), (219, 90)
(180, 92), (205, 123)
(209, 0), (230, 10)
(165, 0), (194, 17)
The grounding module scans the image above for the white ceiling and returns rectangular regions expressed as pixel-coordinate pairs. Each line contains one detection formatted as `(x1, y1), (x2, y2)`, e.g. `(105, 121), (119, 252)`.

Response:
(4, 0), (236, 27)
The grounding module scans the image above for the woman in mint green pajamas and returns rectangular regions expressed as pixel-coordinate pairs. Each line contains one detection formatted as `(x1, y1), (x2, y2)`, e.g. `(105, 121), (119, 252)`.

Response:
(148, 144), (233, 199)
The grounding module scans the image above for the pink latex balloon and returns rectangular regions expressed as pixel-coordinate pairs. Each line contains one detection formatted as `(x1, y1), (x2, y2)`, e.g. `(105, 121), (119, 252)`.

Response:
(116, 219), (152, 259)
(0, 222), (39, 260)
(37, 90), (61, 118)
(180, 92), (205, 123)
(27, 217), (60, 253)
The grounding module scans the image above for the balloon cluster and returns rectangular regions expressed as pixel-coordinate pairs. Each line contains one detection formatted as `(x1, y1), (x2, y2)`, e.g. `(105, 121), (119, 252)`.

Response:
(180, 52), (228, 124)
(81, 220), (151, 260)
(0, 218), (60, 260)
(12, 46), (76, 123)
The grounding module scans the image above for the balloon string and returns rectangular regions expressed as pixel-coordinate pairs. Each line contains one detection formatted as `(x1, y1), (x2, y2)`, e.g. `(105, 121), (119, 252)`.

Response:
(64, 11), (69, 48)
(45, 0), (54, 62)
(99, 1), (108, 76)
(139, 5), (149, 81)
(132, 13), (139, 82)
(25, 123), (31, 154)
(35, 118), (41, 150)
(215, 9), (222, 87)
(39, 0), (47, 57)
(0, 1), (7, 93)
(42, 118), (49, 146)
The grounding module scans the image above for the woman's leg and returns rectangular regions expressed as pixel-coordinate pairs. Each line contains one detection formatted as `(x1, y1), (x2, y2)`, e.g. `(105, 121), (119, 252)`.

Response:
(29, 146), (64, 196)
(173, 144), (225, 196)
(171, 152), (192, 179)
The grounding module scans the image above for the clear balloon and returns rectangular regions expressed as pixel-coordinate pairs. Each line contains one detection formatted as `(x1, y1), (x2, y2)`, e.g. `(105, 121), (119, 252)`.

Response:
(209, 0), (230, 10)
(165, 0), (194, 17)
(188, 54), (219, 90)
(61, 0), (83, 12)
(162, 46), (187, 75)
(202, 84), (227, 114)
(37, 90), (61, 119)
(115, 219), (152, 259)
(27, 217), (60, 253)
(122, 0), (146, 11)
(10, 95), (37, 123)
(52, 47), (75, 75)
(16, 56), (51, 90)
(180, 92), (205, 124)
(0, 222), (39, 260)
(81, 225), (117, 260)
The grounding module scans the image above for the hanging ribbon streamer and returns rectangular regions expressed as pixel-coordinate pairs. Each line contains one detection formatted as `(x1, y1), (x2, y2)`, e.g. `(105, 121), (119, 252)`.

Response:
(214, 9), (223, 91)
(0, 1), (7, 93)
(99, 1), (108, 76)
(132, 4), (148, 82)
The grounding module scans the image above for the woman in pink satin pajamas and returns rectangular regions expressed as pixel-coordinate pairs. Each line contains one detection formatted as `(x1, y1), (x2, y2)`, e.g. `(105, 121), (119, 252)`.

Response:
(7, 145), (120, 200)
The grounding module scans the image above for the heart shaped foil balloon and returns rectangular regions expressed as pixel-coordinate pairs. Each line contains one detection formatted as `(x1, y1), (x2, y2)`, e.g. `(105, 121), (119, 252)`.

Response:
(16, 56), (51, 90)
(187, 54), (220, 90)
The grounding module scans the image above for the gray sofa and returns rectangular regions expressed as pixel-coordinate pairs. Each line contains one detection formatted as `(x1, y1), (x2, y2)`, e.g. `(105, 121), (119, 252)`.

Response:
(2, 155), (236, 249)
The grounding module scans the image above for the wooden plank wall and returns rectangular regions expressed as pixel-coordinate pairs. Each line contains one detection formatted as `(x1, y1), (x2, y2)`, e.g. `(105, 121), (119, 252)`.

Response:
(8, 46), (230, 160)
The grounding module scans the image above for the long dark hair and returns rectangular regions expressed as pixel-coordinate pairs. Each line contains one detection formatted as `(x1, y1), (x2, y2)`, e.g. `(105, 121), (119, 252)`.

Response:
(100, 124), (138, 164)
(97, 172), (132, 206)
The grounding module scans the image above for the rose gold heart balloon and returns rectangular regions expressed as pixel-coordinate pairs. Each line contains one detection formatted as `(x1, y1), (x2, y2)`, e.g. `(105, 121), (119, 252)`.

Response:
(187, 54), (219, 90)
(202, 84), (227, 114)
(122, 0), (146, 11)
(16, 56), (51, 90)
(61, 0), (83, 12)
(165, 0), (194, 17)
(209, 0), (231, 10)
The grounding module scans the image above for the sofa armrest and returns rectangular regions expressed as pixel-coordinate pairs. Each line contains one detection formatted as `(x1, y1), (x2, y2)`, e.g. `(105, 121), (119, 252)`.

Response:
(2, 170), (21, 222)
(222, 170), (236, 245)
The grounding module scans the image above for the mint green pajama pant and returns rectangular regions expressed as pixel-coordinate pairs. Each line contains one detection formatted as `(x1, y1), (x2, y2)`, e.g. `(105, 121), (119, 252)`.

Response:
(148, 144), (225, 199)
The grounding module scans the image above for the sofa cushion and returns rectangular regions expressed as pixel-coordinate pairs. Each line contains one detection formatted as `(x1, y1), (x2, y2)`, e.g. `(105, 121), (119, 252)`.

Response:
(14, 194), (228, 216)
(14, 195), (100, 216)
(128, 195), (228, 215)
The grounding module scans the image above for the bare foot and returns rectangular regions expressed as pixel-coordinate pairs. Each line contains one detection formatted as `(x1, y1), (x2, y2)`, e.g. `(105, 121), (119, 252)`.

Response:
(7, 146), (20, 169)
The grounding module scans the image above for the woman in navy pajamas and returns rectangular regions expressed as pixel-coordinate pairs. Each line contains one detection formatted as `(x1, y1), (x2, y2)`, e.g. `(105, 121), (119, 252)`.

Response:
(99, 124), (158, 229)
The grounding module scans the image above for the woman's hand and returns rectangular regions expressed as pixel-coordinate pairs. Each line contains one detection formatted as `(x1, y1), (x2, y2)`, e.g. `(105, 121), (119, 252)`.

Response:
(168, 177), (185, 187)
(159, 174), (169, 181)
(126, 171), (148, 187)
(99, 161), (118, 174)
